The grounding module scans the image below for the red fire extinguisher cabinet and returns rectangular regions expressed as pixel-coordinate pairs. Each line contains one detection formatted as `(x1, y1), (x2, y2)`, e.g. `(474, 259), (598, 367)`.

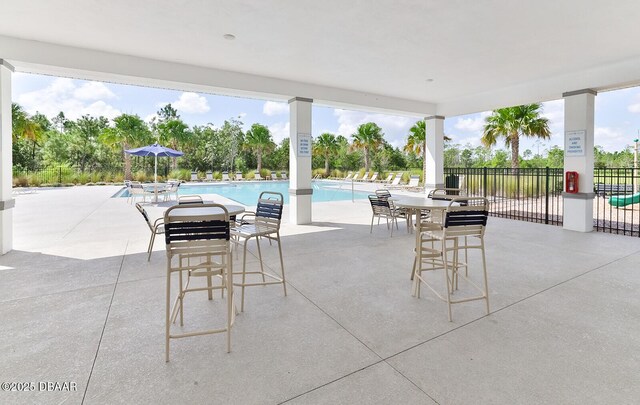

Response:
(565, 171), (579, 193)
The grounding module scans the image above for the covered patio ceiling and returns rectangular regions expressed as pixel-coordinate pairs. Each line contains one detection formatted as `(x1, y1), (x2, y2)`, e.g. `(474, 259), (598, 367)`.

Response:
(2, 0), (640, 116)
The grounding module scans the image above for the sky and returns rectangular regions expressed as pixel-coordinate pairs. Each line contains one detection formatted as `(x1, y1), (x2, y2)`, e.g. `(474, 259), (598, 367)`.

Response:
(11, 72), (640, 154)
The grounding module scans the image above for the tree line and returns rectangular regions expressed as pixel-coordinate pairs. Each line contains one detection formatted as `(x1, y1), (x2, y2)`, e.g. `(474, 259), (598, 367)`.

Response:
(11, 102), (636, 182)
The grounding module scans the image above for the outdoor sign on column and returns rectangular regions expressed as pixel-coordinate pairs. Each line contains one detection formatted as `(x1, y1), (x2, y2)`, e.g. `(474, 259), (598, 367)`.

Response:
(565, 130), (586, 157)
(297, 133), (311, 157)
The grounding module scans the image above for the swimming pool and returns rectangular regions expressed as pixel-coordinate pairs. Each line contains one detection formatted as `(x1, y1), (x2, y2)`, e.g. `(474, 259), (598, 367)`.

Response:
(117, 180), (370, 205)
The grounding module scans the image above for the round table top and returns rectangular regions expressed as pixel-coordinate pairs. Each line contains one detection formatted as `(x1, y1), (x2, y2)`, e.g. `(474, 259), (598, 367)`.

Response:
(166, 203), (245, 218)
(390, 196), (454, 210)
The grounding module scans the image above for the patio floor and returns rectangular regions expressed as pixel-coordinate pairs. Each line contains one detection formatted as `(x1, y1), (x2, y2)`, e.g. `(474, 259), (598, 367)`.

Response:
(2, 185), (639, 404)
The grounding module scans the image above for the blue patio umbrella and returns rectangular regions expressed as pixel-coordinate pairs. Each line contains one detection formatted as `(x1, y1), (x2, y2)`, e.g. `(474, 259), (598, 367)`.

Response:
(124, 143), (184, 184)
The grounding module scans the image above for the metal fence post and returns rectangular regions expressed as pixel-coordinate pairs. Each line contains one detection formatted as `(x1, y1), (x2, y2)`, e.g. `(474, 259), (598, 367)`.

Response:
(59, 166), (62, 184)
(483, 167), (488, 198)
(545, 167), (550, 225)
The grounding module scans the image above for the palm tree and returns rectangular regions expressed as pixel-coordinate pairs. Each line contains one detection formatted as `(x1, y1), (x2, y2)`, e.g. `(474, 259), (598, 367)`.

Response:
(351, 122), (384, 172)
(482, 104), (550, 169)
(244, 123), (275, 172)
(12, 103), (43, 154)
(154, 104), (191, 170)
(313, 133), (339, 174)
(404, 120), (452, 179)
(101, 114), (152, 180)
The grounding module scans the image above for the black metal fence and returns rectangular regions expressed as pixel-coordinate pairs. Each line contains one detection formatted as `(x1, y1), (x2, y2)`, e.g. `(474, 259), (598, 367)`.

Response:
(593, 168), (639, 236)
(13, 165), (125, 186)
(445, 167), (640, 237)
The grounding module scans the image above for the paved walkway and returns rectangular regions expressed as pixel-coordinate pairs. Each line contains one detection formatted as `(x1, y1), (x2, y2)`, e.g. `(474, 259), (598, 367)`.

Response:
(1, 186), (639, 404)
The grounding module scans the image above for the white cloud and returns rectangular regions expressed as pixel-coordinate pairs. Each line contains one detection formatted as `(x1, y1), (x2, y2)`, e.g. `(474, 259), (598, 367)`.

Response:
(453, 111), (490, 132)
(268, 122), (290, 144)
(73, 81), (116, 101)
(144, 113), (158, 124)
(165, 92), (210, 114)
(332, 109), (416, 147)
(237, 112), (247, 119)
(628, 93), (640, 113)
(594, 126), (630, 151)
(263, 101), (288, 116)
(16, 77), (121, 120)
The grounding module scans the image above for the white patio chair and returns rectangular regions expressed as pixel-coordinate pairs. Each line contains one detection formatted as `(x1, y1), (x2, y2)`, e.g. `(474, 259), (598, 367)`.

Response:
(280, 172), (288, 180)
(128, 181), (147, 204)
(136, 203), (164, 261)
(205, 171), (214, 181)
(412, 197), (490, 321)
(368, 194), (401, 237)
(190, 171), (198, 181)
(270, 172), (278, 180)
(369, 172), (379, 182)
(254, 171), (263, 181)
(178, 195), (204, 205)
(358, 172), (371, 182)
(164, 204), (235, 361)
(352, 172), (361, 182)
(222, 172), (231, 181)
(163, 181), (180, 202)
(231, 191), (286, 312)
(235, 172), (244, 181)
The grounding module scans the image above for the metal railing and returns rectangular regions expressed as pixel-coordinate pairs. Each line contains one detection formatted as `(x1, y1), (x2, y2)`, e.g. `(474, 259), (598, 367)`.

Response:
(446, 167), (640, 237)
(593, 168), (639, 236)
(445, 167), (564, 226)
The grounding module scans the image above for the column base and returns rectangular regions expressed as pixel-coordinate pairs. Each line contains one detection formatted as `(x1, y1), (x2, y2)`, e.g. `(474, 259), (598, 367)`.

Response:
(562, 196), (594, 232)
(0, 207), (13, 254)
(289, 193), (312, 225)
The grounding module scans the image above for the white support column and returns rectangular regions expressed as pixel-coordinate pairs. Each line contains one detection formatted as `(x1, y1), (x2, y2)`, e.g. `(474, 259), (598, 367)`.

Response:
(0, 59), (14, 254)
(562, 89), (596, 232)
(424, 115), (445, 193)
(288, 97), (313, 224)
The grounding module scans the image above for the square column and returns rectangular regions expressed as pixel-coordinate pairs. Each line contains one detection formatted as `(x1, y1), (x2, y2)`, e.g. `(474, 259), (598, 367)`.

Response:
(424, 115), (445, 193)
(562, 89), (596, 232)
(288, 97), (313, 224)
(0, 59), (14, 254)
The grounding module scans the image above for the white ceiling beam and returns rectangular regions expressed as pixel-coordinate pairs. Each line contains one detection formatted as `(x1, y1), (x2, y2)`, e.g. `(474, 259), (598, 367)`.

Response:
(0, 35), (436, 117)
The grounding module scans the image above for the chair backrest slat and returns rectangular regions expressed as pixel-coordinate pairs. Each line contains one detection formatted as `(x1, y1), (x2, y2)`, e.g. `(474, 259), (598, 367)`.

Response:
(165, 220), (229, 243)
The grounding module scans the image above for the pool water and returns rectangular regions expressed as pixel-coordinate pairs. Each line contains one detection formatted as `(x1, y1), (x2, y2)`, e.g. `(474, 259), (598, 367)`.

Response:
(117, 180), (369, 205)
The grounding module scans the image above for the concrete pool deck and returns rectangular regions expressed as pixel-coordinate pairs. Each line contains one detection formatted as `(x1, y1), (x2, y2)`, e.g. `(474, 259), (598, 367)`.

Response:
(2, 185), (639, 404)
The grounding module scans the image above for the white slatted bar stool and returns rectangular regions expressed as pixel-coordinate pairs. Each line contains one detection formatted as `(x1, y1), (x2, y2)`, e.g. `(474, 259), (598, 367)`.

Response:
(412, 197), (490, 321)
(164, 204), (235, 361)
(231, 191), (287, 312)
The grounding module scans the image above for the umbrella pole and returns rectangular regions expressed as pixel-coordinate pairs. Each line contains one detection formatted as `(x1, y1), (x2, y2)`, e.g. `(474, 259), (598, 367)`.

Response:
(154, 155), (158, 203)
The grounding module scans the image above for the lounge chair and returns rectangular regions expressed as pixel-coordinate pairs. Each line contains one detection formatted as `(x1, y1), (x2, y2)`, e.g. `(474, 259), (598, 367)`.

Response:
(190, 171), (198, 181)
(271, 172), (278, 180)
(205, 171), (213, 181)
(368, 172), (378, 182)
(222, 171), (231, 181)
(358, 172), (371, 182)
(403, 175), (423, 191)
(352, 173), (361, 182)
(384, 173), (404, 189)
(236, 172), (244, 181)
(254, 171), (263, 181)
(379, 173), (394, 183)
(343, 171), (354, 181)
(280, 172), (288, 180)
